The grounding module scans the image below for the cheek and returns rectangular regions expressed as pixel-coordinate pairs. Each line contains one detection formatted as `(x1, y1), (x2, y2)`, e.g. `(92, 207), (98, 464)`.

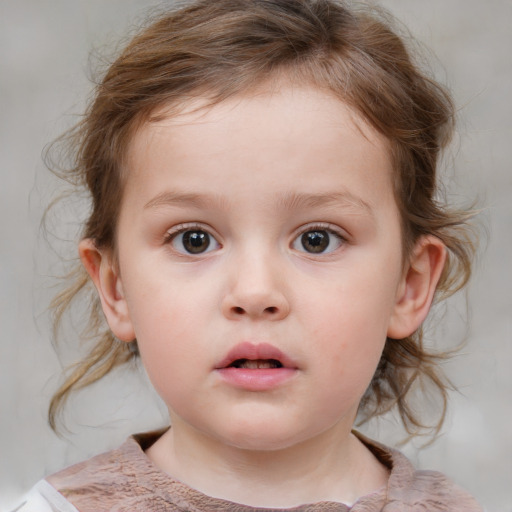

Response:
(303, 272), (398, 390)
(123, 261), (208, 337)
(135, 320), (207, 417)
(319, 313), (387, 385)
(121, 274), (205, 390)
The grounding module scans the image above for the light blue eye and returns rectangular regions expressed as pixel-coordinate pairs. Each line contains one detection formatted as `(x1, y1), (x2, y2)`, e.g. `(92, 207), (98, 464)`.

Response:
(293, 229), (343, 254)
(171, 229), (220, 254)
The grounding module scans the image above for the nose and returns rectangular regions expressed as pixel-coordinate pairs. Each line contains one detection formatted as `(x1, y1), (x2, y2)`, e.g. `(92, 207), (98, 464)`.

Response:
(221, 252), (290, 321)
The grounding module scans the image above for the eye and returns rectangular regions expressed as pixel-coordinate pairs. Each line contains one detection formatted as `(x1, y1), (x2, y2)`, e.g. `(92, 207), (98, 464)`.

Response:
(292, 227), (344, 254)
(168, 228), (220, 255)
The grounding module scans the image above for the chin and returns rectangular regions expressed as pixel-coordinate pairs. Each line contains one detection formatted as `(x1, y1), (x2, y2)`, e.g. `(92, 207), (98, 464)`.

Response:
(227, 434), (304, 452)
(215, 418), (321, 453)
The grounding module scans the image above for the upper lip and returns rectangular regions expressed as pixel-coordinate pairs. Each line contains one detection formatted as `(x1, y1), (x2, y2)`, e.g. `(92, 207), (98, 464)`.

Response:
(215, 342), (298, 369)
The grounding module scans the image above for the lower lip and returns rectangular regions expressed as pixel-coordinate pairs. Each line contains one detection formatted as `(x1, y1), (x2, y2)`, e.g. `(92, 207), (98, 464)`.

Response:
(216, 367), (297, 391)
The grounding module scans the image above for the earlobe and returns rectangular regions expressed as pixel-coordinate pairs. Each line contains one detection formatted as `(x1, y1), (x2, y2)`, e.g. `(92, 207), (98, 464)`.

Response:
(387, 236), (447, 340)
(78, 239), (136, 342)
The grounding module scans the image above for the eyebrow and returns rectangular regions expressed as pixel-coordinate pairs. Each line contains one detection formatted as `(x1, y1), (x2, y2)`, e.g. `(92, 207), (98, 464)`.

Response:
(144, 191), (228, 210)
(277, 191), (374, 216)
(144, 190), (373, 216)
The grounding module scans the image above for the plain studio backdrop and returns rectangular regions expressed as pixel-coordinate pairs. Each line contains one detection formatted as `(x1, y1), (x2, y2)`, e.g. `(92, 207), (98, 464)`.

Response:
(0, 1), (510, 511)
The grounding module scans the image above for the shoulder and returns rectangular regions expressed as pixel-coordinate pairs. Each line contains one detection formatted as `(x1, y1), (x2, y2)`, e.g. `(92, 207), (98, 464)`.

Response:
(353, 431), (483, 512)
(12, 480), (79, 512)
(387, 465), (483, 512)
(43, 429), (179, 512)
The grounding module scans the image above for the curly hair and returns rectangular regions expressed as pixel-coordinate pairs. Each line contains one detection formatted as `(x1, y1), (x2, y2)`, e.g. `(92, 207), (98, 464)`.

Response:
(48, 0), (476, 435)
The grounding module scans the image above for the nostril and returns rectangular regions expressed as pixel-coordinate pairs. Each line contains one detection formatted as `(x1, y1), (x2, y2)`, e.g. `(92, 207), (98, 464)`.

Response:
(231, 305), (279, 315)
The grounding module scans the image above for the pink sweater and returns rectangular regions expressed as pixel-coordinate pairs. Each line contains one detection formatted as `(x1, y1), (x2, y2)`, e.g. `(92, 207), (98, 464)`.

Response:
(31, 430), (481, 511)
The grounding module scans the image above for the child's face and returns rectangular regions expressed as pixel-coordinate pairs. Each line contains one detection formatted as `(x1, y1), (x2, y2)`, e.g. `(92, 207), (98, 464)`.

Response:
(110, 85), (410, 450)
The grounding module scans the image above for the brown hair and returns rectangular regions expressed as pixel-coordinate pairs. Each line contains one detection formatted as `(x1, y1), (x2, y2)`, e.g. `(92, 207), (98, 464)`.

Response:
(48, 0), (476, 435)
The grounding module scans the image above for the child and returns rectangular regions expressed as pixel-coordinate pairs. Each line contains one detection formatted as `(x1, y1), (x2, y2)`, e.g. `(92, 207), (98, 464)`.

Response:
(17, 0), (482, 510)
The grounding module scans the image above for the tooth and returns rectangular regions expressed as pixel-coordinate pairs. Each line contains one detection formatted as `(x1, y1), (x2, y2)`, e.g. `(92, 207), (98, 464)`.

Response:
(237, 359), (280, 369)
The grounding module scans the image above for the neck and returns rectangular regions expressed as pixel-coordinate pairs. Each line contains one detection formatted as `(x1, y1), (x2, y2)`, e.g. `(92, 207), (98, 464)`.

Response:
(145, 420), (389, 508)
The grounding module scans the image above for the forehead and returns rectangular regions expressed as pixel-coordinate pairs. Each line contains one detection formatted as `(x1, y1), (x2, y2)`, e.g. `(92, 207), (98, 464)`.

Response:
(123, 84), (396, 213)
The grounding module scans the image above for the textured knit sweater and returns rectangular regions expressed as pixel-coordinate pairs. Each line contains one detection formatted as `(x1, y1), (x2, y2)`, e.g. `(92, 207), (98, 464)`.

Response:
(17, 430), (482, 511)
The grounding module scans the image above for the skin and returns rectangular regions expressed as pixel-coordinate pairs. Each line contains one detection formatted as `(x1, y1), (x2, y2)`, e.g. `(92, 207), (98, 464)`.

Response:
(80, 84), (446, 507)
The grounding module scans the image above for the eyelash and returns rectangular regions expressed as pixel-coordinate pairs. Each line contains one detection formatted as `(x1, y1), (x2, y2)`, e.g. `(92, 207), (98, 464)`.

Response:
(163, 222), (347, 256)
(292, 223), (347, 255)
(164, 223), (221, 255)
(164, 223), (208, 243)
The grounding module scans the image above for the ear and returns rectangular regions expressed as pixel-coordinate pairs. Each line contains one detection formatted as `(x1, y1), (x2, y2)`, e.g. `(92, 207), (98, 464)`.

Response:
(387, 235), (447, 339)
(79, 238), (135, 342)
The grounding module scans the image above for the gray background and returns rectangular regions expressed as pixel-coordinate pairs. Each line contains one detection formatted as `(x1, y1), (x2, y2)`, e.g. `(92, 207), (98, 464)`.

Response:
(1, 1), (510, 510)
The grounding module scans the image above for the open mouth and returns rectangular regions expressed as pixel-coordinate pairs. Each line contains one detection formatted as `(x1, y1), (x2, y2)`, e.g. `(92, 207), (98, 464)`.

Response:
(229, 358), (284, 369)
(215, 342), (298, 371)
(216, 343), (296, 390)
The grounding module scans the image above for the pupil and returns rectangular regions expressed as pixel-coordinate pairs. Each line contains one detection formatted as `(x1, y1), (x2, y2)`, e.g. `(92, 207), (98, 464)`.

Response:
(183, 230), (210, 254)
(302, 230), (329, 253)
